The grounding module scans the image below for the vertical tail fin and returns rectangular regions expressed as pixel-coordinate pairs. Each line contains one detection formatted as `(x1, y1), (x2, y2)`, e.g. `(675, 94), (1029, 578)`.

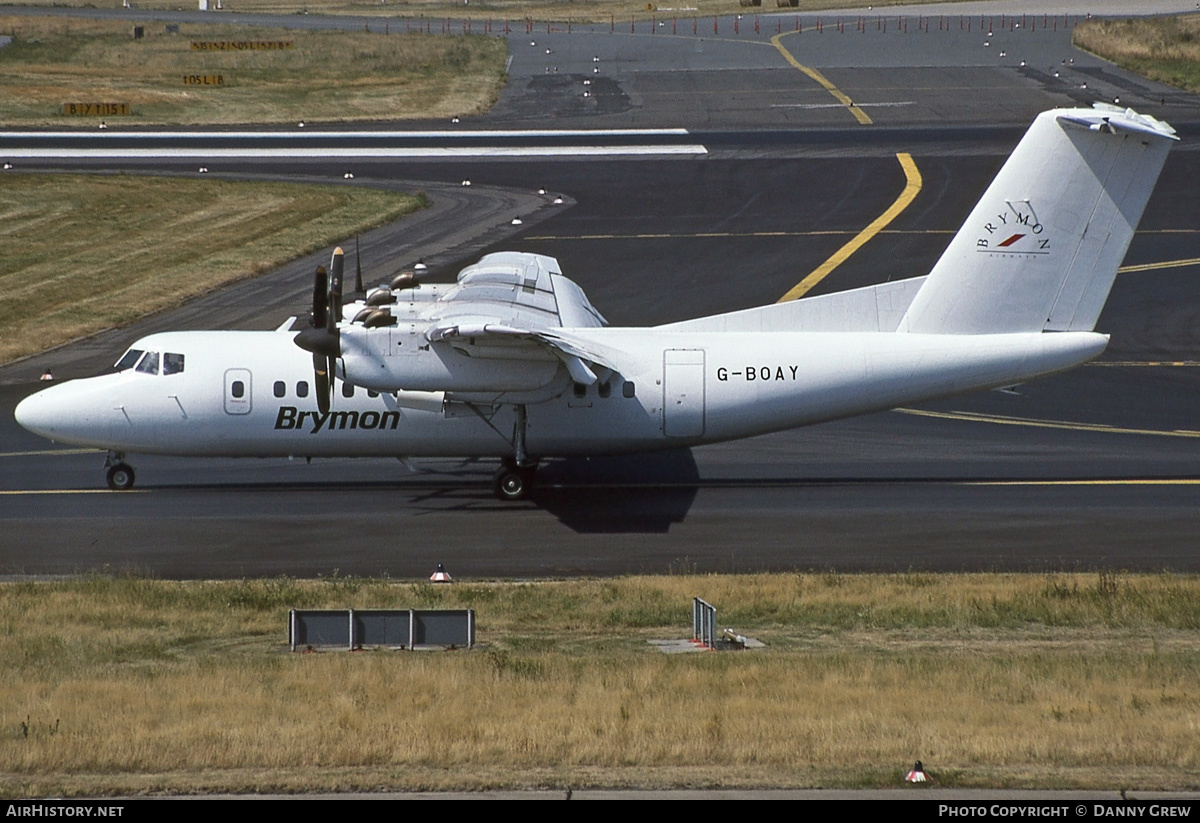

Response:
(900, 105), (1175, 335)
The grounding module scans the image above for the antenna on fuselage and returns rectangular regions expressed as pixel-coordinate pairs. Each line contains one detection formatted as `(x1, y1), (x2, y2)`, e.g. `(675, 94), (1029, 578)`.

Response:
(352, 235), (364, 297)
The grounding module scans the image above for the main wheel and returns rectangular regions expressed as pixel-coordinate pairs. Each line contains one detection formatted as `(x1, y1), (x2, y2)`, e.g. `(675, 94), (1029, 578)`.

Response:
(106, 463), (135, 491)
(493, 466), (534, 501)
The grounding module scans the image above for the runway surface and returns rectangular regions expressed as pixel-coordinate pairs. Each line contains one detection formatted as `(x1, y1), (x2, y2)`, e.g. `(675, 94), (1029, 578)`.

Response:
(2, 5), (1200, 577)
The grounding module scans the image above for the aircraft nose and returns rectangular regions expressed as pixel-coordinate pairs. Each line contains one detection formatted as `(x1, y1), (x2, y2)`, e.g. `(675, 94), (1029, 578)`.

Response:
(14, 387), (58, 438)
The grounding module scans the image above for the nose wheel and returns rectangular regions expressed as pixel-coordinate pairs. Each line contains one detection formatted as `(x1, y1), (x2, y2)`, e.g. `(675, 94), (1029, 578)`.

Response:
(104, 453), (136, 491)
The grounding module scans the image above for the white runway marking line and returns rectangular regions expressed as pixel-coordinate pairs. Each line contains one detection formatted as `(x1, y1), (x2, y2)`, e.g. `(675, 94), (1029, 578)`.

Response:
(770, 102), (916, 109)
(1, 128), (694, 139)
(3, 146), (709, 159)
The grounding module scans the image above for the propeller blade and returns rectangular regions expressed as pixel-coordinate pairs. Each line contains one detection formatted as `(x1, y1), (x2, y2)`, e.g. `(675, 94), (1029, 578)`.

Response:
(313, 352), (331, 415)
(328, 247), (345, 335)
(327, 354), (338, 410)
(311, 265), (327, 329)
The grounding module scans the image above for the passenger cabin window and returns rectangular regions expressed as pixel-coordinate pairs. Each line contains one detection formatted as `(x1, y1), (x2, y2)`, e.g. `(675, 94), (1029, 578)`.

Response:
(163, 353), (185, 375)
(622, 381), (635, 398)
(598, 381), (612, 399)
(296, 381), (309, 398)
(273, 381), (286, 398)
(231, 380), (245, 399)
(115, 349), (145, 371)
(342, 382), (354, 399)
(573, 383), (587, 399)
(135, 351), (160, 375)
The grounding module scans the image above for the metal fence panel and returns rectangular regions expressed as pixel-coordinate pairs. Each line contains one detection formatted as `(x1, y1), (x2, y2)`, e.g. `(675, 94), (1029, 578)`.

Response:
(290, 610), (351, 650)
(290, 608), (475, 650)
(413, 609), (474, 647)
(353, 610), (411, 647)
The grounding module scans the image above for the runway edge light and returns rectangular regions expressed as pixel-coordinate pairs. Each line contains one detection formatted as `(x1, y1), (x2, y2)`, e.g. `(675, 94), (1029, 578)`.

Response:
(905, 761), (928, 783)
(430, 564), (453, 583)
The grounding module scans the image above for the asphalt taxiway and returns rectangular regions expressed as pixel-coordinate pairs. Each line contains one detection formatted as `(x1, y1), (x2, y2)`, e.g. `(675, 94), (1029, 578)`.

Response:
(2, 4), (1200, 576)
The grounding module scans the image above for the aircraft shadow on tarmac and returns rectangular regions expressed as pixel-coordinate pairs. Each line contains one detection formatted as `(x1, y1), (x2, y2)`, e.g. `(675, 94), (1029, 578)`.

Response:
(529, 448), (700, 533)
(389, 449), (702, 533)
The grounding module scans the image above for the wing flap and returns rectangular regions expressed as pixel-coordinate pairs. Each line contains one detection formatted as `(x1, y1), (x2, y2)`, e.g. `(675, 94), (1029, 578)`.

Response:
(428, 321), (627, 383)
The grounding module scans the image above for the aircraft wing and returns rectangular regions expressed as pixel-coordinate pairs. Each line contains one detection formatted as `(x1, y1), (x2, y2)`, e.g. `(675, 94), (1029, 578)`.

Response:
(437, 252), (608, 328)
(427, 320), (627, 385)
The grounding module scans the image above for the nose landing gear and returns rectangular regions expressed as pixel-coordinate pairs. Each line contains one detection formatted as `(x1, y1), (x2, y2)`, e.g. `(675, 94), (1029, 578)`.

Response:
(104, 452), (136, 491)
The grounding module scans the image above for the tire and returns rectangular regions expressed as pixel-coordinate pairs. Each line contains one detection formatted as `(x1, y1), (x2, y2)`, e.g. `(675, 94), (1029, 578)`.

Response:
(494, 467), (534, 501)
(106, 463), (135, 491)
(497, 470), (525, 500)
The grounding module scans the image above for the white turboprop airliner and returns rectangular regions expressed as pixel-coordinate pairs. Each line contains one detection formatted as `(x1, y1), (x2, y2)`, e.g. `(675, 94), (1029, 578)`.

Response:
(16, 105), (1177, 499)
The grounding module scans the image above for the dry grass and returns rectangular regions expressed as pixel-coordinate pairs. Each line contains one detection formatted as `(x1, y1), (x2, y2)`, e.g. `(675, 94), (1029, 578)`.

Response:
(0, 16), (508, 125)
(1075, 14), (1200, 94)
(3, 573), (1200, 795)
(0, 173), (425, 364)
(1, 0), (976, 24)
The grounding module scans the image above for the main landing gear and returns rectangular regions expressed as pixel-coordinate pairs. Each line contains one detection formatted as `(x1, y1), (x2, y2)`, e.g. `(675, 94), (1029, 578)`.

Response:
(493, 459), (536, 501)
(492, 404), (537, 501)
(104, 451), (136, 491)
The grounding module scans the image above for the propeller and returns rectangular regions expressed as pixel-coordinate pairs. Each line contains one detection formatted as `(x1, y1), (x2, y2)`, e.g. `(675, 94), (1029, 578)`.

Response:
(295, 248), (345, 415)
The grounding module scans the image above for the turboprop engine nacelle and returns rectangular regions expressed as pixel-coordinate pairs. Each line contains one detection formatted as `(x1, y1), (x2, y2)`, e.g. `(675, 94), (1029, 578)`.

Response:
(337, 324), (565, 395)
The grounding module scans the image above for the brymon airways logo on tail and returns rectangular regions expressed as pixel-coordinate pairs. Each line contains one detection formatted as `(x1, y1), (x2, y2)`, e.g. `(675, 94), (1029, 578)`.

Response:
(976, 199), (1049, 256)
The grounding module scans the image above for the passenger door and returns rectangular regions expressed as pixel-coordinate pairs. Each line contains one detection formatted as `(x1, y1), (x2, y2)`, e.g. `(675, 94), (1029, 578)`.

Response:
(662, 349), (705, 437)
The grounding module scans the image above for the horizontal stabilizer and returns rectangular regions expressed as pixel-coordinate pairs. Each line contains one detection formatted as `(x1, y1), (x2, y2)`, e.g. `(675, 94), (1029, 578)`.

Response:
(658, 277), (927, 334)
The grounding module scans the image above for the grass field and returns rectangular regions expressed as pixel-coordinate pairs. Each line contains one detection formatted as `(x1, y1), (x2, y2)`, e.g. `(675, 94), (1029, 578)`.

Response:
(1075, 15), (1200, 94)
(0, 15), (508, 126)
(2, 0), (961, 24)
(0, 173), (425, 364)
(3, 573), (1200, 795)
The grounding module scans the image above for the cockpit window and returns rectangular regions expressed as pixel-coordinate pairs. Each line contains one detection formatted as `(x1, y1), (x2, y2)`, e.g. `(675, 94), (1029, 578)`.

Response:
(163, 352), (185, 375)
(135, 351), (160, 375)
(115, 349), (145, 371)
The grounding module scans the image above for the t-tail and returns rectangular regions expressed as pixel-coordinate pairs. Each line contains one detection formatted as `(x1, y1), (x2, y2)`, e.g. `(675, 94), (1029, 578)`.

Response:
(900, 104), (1176, 335)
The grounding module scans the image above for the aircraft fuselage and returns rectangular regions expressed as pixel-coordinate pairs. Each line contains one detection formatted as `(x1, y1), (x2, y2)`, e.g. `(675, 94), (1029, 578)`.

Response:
(16, 326), (1107, 460)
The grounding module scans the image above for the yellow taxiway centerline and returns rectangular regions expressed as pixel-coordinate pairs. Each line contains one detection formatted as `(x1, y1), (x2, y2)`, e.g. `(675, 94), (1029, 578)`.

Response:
(770, 32), (872, 125)
(1086, 361), (1200, 367)
(0, 488), (142, 495)
(1118, 256), (1200, 273)
(0, 448), (101, 458)
(961, 478), (1200, 486)
(778, 152), (922, 302)
(895, 408), (1200, 439)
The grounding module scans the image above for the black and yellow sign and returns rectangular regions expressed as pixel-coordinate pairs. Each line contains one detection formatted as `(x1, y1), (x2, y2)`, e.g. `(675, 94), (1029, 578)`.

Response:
(61, 103), (131, 116)
(190, 41), (293, 51)
(183, 75), (225, 85)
